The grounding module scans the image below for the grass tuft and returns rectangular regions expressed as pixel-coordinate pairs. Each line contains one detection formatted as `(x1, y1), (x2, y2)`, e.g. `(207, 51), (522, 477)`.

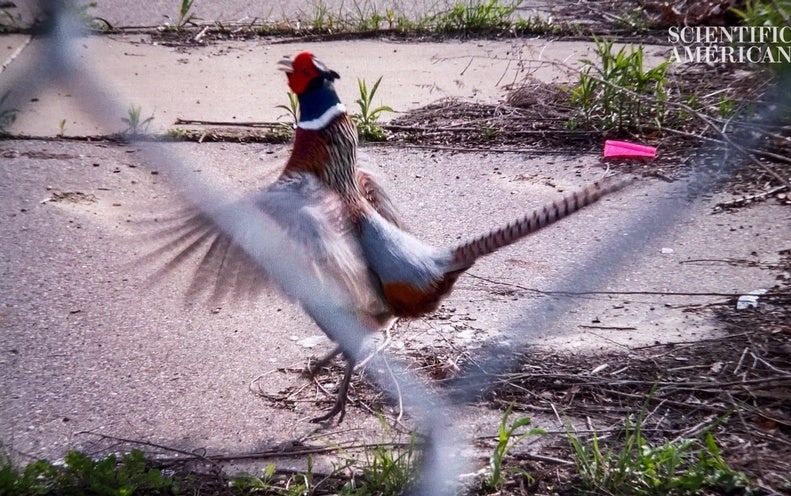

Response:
(163, 0), (200, 31)
(484, 404), (545, 491)
(732, 0), (791, 76)
(352, 76), (393, 142)
(0, 91), (18, 136)
(567, 404), (754, 495)
(432, 0), (521, 34)
(341, 432), (420, 495)
(569, 37), (670, 133)
(122, 104), (155, 136)
(0, 449), (185, 495)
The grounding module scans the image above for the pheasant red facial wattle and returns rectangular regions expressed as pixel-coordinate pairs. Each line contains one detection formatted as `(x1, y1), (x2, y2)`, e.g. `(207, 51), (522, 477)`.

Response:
(278, 52), (340, 95)
(277, 52), (344, 129)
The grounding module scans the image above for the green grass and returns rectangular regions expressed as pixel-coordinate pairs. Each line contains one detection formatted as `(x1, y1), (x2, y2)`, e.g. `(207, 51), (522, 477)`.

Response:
(432, 0), (521, 34)
(569, 37), (670, 133)
(484, 405), (545, 491)
(340, 434), (420, 495)
(291, 0), (554, 36)
(566, 407), (753, 495)
(0, 449), (186, 495)
(163, 0), (199, 31)
(276, 91), (300, 128)
(232, 459), (319, 495)
(0, 91), (18, 136)
(0, 405), (759, 496)
(609, 7), (652, 31)
(0, 8), (22, 32)
(732, 0), (791, 76)
(121, 104), (155, 136)
(351, 76), (393, 142)
(229, 426), (418, 495)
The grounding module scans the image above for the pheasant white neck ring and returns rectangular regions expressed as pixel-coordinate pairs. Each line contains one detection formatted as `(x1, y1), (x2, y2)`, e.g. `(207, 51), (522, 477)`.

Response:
(298, 103), (347, 131)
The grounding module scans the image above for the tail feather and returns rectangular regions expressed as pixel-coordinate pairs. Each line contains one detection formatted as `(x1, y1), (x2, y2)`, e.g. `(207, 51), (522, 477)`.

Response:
(450, 175), (636, 267)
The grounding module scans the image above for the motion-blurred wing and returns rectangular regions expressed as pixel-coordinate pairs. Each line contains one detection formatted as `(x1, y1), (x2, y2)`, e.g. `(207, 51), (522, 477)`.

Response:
(146, 174), (387, 318)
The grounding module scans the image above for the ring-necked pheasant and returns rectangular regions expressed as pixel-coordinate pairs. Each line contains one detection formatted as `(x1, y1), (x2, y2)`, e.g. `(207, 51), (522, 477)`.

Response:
(152, 52), (634, 422)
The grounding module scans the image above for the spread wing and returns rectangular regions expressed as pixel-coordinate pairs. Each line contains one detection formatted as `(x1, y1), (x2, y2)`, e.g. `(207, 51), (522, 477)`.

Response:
(144, 174), (388, 319)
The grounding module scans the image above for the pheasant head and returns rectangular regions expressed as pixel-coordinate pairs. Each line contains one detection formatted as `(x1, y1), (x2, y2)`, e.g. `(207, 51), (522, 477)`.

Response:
(277, 52), (346, 130)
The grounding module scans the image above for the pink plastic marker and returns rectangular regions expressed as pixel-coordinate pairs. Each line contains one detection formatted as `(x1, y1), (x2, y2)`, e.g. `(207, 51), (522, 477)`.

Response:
(604, 139), (657, 158)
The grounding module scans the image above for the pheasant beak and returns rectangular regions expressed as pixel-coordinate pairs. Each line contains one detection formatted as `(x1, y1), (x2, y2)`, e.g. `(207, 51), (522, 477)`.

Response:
(276, 58), (294, 73)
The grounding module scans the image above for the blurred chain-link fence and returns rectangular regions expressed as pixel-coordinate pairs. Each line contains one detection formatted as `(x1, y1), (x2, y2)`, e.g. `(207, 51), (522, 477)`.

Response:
(3, 1), (789, 494)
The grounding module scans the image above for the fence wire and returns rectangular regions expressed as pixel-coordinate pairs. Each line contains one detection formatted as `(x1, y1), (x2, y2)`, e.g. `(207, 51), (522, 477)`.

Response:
(5, 1), (790, 494)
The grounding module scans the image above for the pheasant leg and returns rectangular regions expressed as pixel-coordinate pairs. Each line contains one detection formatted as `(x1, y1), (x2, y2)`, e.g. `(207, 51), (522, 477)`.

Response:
(310, 358), (354, 423)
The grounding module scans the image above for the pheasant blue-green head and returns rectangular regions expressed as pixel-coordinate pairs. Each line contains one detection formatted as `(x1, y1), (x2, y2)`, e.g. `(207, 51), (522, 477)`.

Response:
(277, 52), (344, 129)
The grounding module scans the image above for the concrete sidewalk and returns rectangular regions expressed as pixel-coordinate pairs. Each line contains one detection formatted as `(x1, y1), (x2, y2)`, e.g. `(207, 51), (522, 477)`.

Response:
(0, 32), (669, 137)
(0, 11), (787, 473)
(1, 136), (786, 464)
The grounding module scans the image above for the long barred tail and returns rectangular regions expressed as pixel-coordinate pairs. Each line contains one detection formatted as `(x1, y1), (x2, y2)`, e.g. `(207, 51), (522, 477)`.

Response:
(450, 175), (636, 267)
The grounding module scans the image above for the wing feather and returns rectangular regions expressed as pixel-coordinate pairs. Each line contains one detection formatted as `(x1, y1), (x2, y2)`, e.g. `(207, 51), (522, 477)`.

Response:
(146, 174), (387, 320)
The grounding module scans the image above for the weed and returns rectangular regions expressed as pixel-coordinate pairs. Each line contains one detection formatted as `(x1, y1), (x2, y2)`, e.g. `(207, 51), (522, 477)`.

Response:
(0, 449), (185, 495)
(718, 94), (738, 119)
(484, 405), (545, 490)
(350, 1), (385, 31)
(231, 463), (282, 492)
(567, 405), (753, 495)
(58, 119), (66, 137)
(0, 91), (18, 136)
(512, 14), (557, 34)
(292, 0), (557, 36)
(234, 458), (316, 495)
(276, 91), (300, 128)
(0, 9), (22, 32)
(481, 126), (498, 140)
(732, 0), (791, 75)
(273, 91), (299, 141)
(433, 0), (521, 34)
(610, 7), (652, 31)
(306, 0), (335, 31)
(164, 0), (199, 31)
(352, 76), (393, 142)
(165, 127), (188, 140)
(385, 8), (415, 30)
(341, 433), (420, 495)
(122, 104), (154, 136)
(570, 37), (670, 133)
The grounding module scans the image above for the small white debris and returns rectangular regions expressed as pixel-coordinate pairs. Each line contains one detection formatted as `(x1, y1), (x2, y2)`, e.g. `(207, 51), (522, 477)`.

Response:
(661, 247), (674, 254)
(736, 289), (768, 310)
(296, 335), (328, 348)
